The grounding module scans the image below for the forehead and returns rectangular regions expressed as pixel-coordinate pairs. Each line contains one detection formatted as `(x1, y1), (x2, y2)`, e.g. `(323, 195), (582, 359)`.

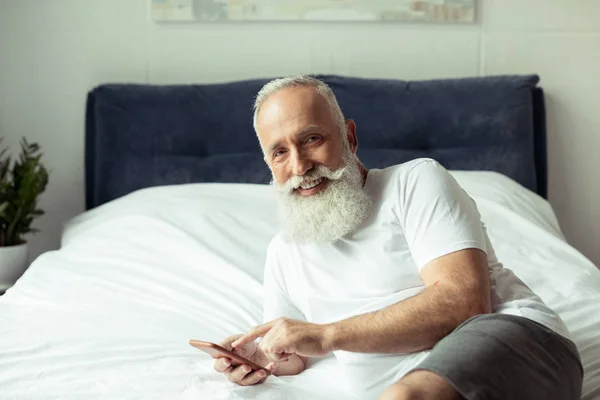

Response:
(256, 87), (337, 146)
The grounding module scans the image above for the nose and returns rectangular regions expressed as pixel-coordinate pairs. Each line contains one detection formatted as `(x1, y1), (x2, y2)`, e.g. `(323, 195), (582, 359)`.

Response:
(290, 149), (313, 177)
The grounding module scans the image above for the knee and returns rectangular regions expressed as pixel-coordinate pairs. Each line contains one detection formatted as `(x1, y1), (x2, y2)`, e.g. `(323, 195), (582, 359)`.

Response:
(378, 382), (423, 400)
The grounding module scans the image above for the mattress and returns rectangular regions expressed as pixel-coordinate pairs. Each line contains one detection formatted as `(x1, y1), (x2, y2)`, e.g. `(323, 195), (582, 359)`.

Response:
(0, 171), (599, 399)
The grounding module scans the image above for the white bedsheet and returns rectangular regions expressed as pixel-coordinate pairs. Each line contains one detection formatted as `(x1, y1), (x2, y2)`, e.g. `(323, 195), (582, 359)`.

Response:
(0, 171), (599, 400)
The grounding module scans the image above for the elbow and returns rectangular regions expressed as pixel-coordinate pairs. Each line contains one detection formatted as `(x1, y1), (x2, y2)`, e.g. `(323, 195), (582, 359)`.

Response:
(468, 301), (492, 318)
(434, 283), (493, 341)
(476, 289), (493, 315)
(439, 300), (490, 340)
(460, 295), (492, 322)
(435, 299), (490, 342)
(462, 280), (493, 319)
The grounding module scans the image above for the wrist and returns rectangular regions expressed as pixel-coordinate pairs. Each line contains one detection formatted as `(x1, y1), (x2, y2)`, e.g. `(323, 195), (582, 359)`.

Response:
(321, 323), (339, 353)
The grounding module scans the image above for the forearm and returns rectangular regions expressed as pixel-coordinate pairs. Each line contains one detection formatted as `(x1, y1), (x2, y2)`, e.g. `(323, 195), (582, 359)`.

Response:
(325, 283), (490, 354)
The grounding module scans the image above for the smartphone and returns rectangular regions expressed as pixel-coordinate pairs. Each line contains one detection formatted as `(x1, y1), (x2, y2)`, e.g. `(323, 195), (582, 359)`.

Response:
(189, 340), (271, 375)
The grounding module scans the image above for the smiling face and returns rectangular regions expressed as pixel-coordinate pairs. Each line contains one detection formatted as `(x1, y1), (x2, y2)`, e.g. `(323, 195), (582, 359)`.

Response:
(256, 86), (358, 196)
(254, 83), (372, 244)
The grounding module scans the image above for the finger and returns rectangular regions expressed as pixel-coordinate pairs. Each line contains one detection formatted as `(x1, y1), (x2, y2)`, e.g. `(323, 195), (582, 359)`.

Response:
(238, 369), (269, 386)
(232, 322), (275, 348)
(232, 325), (271, 348)
(213, 357), (231, 373)
(218, 334), (244, 350)
(266, 362), (277, 372)
(226, 364), (253, 383)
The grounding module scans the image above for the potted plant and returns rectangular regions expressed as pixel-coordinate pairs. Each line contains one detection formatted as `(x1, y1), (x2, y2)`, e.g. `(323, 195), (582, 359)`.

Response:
(0, 137), (48, 292)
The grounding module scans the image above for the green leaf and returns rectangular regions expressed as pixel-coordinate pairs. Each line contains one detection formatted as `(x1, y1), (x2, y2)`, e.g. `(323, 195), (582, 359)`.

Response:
(0, 137), (48, 242)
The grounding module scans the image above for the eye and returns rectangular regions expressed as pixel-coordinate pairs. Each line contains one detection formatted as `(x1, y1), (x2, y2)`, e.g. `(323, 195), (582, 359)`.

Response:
(306, 135), (320, 144)
(273, 149), (286, 158)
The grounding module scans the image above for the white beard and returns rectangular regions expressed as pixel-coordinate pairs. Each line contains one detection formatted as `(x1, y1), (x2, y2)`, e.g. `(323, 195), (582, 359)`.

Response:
(272, 150), (372, 244)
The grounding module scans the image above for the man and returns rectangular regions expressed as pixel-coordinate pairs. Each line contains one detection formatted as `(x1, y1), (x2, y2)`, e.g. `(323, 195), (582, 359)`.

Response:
(213, 76), (583, 399)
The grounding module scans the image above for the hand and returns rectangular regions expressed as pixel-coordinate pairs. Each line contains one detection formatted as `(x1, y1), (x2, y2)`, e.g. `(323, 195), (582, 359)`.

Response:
(212, 334), (276, 386)
(232, 318), (333, 362)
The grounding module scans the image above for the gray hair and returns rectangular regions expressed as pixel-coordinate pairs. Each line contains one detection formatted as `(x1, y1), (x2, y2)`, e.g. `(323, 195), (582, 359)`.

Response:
(252, 75), (347, 142)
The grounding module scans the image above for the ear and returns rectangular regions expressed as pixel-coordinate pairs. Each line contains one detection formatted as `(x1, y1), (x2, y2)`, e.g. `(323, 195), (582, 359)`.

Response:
(345, 119), (358, 154)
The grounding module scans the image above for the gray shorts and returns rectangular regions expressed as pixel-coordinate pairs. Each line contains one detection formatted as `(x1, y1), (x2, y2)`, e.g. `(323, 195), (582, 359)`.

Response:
(412, 314), (583, 400)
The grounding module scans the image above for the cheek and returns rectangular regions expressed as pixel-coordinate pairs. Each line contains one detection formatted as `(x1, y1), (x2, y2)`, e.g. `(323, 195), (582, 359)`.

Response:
(271, 165), (289, 184)
(318, 144), (345, 170)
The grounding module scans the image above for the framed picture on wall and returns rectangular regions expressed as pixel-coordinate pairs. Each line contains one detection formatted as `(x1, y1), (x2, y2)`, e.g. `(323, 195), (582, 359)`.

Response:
(150, 0), (476, 23)
(151, 0), (195, 21)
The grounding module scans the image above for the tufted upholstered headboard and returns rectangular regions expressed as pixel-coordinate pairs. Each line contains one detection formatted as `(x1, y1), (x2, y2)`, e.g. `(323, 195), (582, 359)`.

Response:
(85, 74), (547, 210)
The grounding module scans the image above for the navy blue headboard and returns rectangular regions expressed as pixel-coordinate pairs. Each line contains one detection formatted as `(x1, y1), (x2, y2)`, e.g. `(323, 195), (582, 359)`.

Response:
(85, 74), (547, 210)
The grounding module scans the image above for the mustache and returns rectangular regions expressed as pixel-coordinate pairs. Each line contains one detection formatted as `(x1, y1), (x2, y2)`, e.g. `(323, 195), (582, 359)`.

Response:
(272, 164), (347, 194)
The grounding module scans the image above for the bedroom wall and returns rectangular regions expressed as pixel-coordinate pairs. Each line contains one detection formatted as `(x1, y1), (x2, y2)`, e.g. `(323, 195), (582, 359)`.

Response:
(1, 0), (599, 267)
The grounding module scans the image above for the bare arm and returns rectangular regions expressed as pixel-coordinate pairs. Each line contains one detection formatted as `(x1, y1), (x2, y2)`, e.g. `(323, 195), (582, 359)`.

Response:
(234, 163), (493, 360)
(323, 248), (492, 354)
(234, 163), (494, 359)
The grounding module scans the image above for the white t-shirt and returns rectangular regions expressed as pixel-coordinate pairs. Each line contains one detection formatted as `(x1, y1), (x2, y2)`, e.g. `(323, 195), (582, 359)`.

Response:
(263, 158), (570, 396)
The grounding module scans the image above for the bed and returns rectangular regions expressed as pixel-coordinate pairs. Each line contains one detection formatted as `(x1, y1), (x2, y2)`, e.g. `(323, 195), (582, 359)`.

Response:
(1, 75), (599, 399)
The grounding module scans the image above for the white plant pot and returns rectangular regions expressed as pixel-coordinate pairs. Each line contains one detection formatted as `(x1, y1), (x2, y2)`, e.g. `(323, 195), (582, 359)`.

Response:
(0, 243), (28, 292)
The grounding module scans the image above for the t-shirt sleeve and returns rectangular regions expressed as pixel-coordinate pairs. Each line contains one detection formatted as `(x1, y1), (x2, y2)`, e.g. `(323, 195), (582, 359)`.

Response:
(398, 159), (487, 270)
(262, 241), (307, 323)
